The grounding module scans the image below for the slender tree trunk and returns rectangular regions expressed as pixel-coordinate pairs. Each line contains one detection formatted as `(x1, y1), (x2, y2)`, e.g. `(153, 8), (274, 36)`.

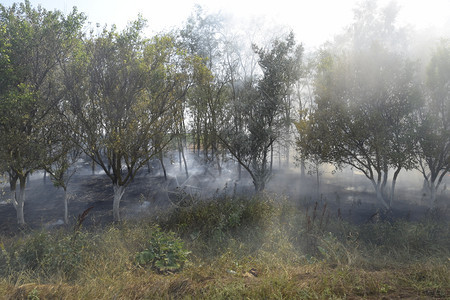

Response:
(390, 167), (401, 207)
(270, 144), (273, 173)
(278, 143), (282, 168)
(159, 151), (167, 181)
(15, 196), (25, 225)
(63, 187), (69, 224)
(113, 184), (126, 222)
(371, 179), (390, 210)
(181, 141), (189, 179)
(300, 159), (306, 178)
(285, 140), (290, 168)
(91, 158), (96, 175)
(147, 161), (152, 173)
(196, 117), (201, 156)
(216, 154), (222, 177)
(237, 162), (242, 181)
(430, 180), (437, 207)
(15, 176), (26, 225)
(315, 164), (320, 199)
(381, 168), (388, 198)
(178, 140), (183, 172)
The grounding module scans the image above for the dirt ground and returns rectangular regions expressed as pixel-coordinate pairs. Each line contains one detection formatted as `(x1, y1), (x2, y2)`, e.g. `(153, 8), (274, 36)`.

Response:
(0, 165), (449, 235)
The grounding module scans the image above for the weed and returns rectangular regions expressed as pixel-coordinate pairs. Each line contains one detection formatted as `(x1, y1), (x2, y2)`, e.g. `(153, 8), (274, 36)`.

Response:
(136, 226), (190, 273)
(27, 287), (40, 300)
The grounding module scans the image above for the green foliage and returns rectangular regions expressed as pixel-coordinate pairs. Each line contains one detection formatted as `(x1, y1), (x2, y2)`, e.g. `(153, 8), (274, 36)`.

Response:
(158, 194), (277, 254)
(219, 33), (303, 192)
(295, 2), (423, 210)
(136, 226), (190, 273)
(0, 0), (85, 224)
(414, 40), (450, 205)
(27, 288), (40, 300)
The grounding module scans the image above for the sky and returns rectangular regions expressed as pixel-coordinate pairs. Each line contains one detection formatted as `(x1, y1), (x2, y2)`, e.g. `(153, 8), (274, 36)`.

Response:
(1, 0), (449, 49)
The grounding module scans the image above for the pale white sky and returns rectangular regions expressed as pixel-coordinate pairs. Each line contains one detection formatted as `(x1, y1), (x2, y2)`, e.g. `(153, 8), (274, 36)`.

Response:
(1, 0), (449, 48)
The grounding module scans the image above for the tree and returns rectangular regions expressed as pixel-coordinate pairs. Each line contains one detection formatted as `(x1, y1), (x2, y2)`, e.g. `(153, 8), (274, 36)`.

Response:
(218, 32), (303, 191)
(41, 113), (81, 224)
(0, 1), (85, 224)
(64, 20), (195, 221)
(296, 1), (422, 209)
(300, 44), (419, 209)
(415, 40), (450, 207)
(179, 6), (228, 175)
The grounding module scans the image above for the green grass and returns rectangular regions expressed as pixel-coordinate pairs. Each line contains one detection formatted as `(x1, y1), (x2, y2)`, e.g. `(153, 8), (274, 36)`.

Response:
(0, 193), (449, 299)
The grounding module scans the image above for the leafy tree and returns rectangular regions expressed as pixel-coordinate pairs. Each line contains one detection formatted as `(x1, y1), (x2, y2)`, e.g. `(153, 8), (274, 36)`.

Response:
(64, 20), (195, 221)
(293, 53), (317, 178)
(300, 44), (419, 209)
(297, 1), (421, 209)
(41, 116), (81, 224)
(415, 40), (450, 207)
(180, 6), (228, 174)
(0, 1), (85, 224)
(219, 32), (303, 191)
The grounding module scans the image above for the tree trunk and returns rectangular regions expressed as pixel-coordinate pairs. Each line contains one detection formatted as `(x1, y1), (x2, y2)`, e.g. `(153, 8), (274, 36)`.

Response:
(371, 179), (390, 210)
(113, 184), (126, 222)
(390, 167), (401, 207)
(300, 159), (306, 178)
(147, 160), (152, 173)
(181, 142), (189, 179)
(159, 152), (167, 181)
(237, 162), (242, 181)
(63, 188), (69, 224)
(14, 176), (26, 225)
(91, 158), (96, 175)
(15, 197), (25, 225)
(285, 140), (290, 168)
(270, 144), (273, 173)
(196, 117), (201, 156)
(216, 152), (222, 177)
(254, 178), (265, 192)
(178, 138), (183, 172)
(278, 143), (282, 168)
(429, 180), (437, 208)
(316, 165), (320, 199)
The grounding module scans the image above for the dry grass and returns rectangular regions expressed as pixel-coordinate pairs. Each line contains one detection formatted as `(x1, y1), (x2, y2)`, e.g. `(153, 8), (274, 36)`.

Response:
(2, 262), (448, 299)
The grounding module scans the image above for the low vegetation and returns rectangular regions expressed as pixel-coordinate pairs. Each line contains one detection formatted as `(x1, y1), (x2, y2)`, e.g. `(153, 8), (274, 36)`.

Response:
(0, 194), (448, 299)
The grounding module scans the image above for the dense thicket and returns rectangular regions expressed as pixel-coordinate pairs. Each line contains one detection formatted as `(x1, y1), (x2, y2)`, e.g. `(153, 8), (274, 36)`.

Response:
(0, 0), (448, 224)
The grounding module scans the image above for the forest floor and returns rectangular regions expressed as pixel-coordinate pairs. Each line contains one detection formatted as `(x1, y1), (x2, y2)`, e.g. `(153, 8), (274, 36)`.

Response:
(0, 164), (448, 234)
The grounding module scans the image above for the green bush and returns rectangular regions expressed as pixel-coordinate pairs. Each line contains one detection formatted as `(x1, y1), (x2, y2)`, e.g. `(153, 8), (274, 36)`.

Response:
(136, 226), (190, 273)
(160, 195), (276, 238)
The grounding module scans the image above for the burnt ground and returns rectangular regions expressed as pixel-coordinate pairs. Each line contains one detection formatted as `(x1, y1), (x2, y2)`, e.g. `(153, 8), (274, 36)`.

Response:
(0, 165), (449, 235)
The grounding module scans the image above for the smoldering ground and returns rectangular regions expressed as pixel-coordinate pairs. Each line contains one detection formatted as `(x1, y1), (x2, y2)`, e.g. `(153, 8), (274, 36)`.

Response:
(0, 151), (449, 235)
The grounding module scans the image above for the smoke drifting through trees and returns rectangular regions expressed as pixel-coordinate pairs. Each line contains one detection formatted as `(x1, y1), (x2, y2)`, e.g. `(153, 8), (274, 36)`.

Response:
(0, 0), (448, 225)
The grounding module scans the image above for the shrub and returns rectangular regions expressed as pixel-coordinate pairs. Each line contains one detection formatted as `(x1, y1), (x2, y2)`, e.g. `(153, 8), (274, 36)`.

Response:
(160, 195), (276, 238)
(136, 226), (190, 273)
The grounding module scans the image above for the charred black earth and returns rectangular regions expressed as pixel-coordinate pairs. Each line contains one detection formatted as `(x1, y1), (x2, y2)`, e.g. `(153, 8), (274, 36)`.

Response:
(0, 166), (449, 236)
